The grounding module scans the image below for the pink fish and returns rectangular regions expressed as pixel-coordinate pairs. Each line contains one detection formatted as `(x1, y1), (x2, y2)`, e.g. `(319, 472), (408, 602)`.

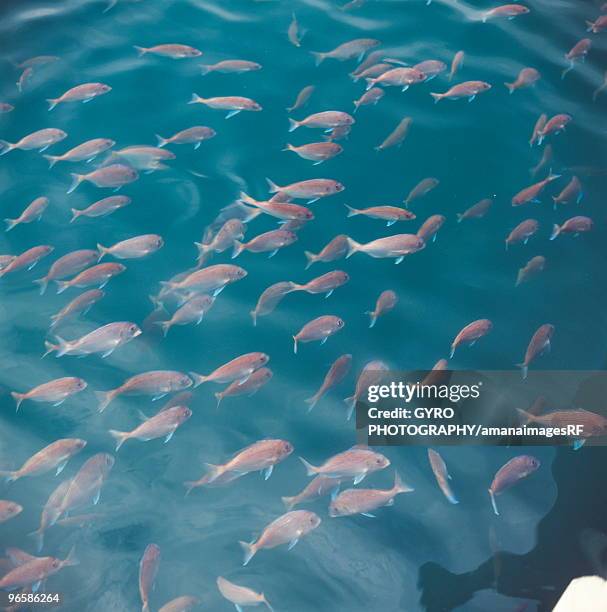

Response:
(311, 38), (380, 65)
(158, 596), (200, 612)
(250, 281), (298, 325)
(283, 141), (343, 164)
(238, 193), (314, 222)
(0, 128), (66, 155)
(0, 500), (23, 523)
(216, 577), (272, 611)
(288, 111), (354, 132)
(405, 178), (439, 206)
(287, 84), (315, 112)
(44, 321), (141, 358)
(512, 173), (559, 206)
(428, 449), (458, 504)
(530, 144), (553, 177)
(70, 195), (131, 223)
(189, 94), (262, 118)
(135, 44), (202, 58)
(587, 15), (607, 33)
(344, 361), (389, 418)
(457, 198), (492, 222)
(11, 377), (87, 411)
(161, 264), (247, 297)
(293, 315), (345, 353)
(448, 51), (465, 82)
(50, 289), (104, 329)
(239, 510), (321, 565)
(291, 270), (349, 297)
(68, 164), (138, 194)
(55, 262), (125, 293)
(367, 67), (426, 91)
(0, 547), (77, 590)
(43, 138), (115, 168)
(98, 234), (163, 260)
(300, 446), (390, 483)
(537, 114), (572, 144)
(329, 472), (413, 517)
(450, 319), (493, 357)
(157, 294), (215, 336)
(552, 176), (583, 206)
(506, 219), (539, 248)
(482, 4), (529, 22)
(505, 67), (540, 93)
(562, 39), (591, 79)
(266, 177), (344, 203)
(417, 214), (446, 243)
(516, 255), (545, 287)
(200, 59), (261, 75)
(517, 324), (554, 379)
(414, 60), (447, 81)
(35, 249), (99, 295)
(346, 234), (425, 263)
(0, 245), (54, 278)
(529, 113), (547, 146)
(282, 475), (343, 510)
(196, 219), (246, 264)
(366, 290), (397, 328)
(489, 455), (540, 515)
(5, 197), (49, 232)
(232, 229), (297, 258)
(304, 235), (349, 269)
(214, 367), (273, 407)
(190, 352), (269, 386)
(550, 216), (593, 240)
(139, 544), (161, 612)
(375, 116), (413, 151)
(431, 81), (491, 102)
(353, 87), (384, 112)
(156, 126), (216, 149)
(47, 82), (111, 110)
(305, 354), (352, 410)
(345, 204), (415, 225)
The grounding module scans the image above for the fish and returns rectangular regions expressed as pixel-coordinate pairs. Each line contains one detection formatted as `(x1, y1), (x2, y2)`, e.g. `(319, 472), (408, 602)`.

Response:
(0, 439), (86, 483)
(288, 111), (354, 133)
(185, 440), (293, 493)
(537, 113), (572, 145)
(505, 219), (539, 249)
(417, 214), (446, 243)
(0, 245), (54, 278)
(217, 577), (273, 611)
(134, 44), (202, 58)
(43, 138), (115, 167)
(375, 116), (412, 151)
(110, 405), (192, 450)
(300, 446), (390, 484)
(158, 596), (200, 612)
(516, 255), (546, 287)
(450, 319), (493, 358)
(352, 87), (384, 113)
(350, 50), (384, 77)
(239, 510), (321, 565)
(197, 218), (247, 257)
(156, 126), (215, 148)
(329, 472), (413, 517)
(345, 204), (415, 225)
(55, 262), (126, 294)
(0, 501), (23, 523)
(0, 254), (15, 270)
(488, 455), (540, 515)
(0, 128), (67, 155)
(160, 264), (247, 296)
(189, 94), (262, 118)
(288, 13), (303, 48)
(530, 144), (553, 178)
(366, 67), (426, 91)
(283, 141), (343, 164)
(232, 229), (297, 258)
(11, 378), (87, 411)
(517, 324), (554, 379)
(250, 281), (298, 325)
(482, 4), (530, 22)
(190, 352), (269, 387)
(0, 547), (77, 591)
(366, 290), (397, 328)
(305, 354), (352, 410)
(0, 102), (14, 113)
(214, 367), (273, 408)
(324, 125), (352, 141)
(157, 295), (216, 336)
(431, 81), (492, 102)
(293, 315), (345, 353)
(68, 164), (138, 194)
(346, 234), (425, 263)
(139, 544), (161, 612)
(238, 193), (314, 222)
(428, 449), (458, 504)
(448, 50), (464, 81)
(96, 370), (193, 412)
(287, 85), (315, 112)
(29, 480), (72, 551)
(505, 67), (540, 93)
(47, 82), (111, 110)
(282, 475), (343, 510)
(344, 361), (389, 418)
(550, 216), (593, 240)
(5, 196), (49, 232)
(44, 321), (142, 358)
(311, 38), (380, 66)
(529, 113), (547, 146)
(17, 67), (33, 92)
(266, 177), (344, 203)
(592, 70), (607, 101)
(70, 195), (132, 222)
(108, 146), (175, 170)
(562, 39), (591, 79)
(351, 63), (391, 82)
(405, 178), (439, 206)
(98, 234), (164, 260)
(552, 176), (583, 206)
(414, 60), (447, 81)
(291, 270), (350, 297)
(456, 198), (492, 222)
(200, 59), (261, 75)
(304, 234), (350, 268)
(50, 289), (104, 329)
(16, 55), (60, 69)
(587, 14), (607, 33)
(34, 249), (99, 295)
(512, 173), (560, 206)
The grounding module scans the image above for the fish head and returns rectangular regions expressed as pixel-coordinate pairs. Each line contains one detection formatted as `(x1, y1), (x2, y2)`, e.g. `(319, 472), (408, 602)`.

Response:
(125, 323), (142, 339)
(75, 378), (88, 391)
(332, 182), (345, 193)
(233, 267), (248, 280)
(251, 101), (262, 111)
(74, 439), (88, 451)
(177, 406), (193, 422)
(307, 512), (322, 529)
(370, 453), (391, 470)
(335, 318), (345, 329)
(414, 69), (427, 82)
(480, 82), (492, 91)
(99, 84), (112, 94)
(280, 440), (294, 458)
(102, 454), (116, 471)
(4, 502), (23, 518)
(300, 209), (315, 220)
(155, 236), (165, 249)
(328, 499), (343, 517)
(186, 48), (203, 57)
(256, 353), (270, 367)
(339, 271), (350, 283)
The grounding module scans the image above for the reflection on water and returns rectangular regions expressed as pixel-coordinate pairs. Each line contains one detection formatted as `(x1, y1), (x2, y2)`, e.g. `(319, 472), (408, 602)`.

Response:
(0, 0), (606, 610)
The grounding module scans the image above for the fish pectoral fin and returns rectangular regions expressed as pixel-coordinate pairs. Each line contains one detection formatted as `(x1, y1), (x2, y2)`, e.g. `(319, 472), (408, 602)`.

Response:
(32, 581), (42, 593)
(324, 290), (333, 298)
(330, 485), (341, 500)
(361, 512), (376, 518)
(226, 110), (240, 119)
(56, 461), (68, 476)
(164, 430), (175, 444)
(263, 465), (274, 480)
(93, 491), (101, 505)
(353, 472), (366, 485)
(236, 605), (244, 612)
(267, 249), (278, 258)
(101, 348), (115, 358)
(152, 393), (168, 401)
(320, 337), (328, 345)
(394, 256), (404, 264)
(237, 372), (252, 385)
(287, 538), (299, 550)
(53, 398), (66, 406)
(386, 498), (395, 506)
(307, 198), (319, 204)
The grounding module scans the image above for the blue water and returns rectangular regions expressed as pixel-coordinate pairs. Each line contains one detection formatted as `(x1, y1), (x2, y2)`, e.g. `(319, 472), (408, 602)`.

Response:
(1, 0), (607, 610)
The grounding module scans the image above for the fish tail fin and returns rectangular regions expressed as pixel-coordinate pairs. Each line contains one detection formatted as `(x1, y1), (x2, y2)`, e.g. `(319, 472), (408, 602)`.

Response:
(156, 320), (171, 337)
(430, 92), (443, 103)
(214, 392), (223, 408)
(516, 363), (529, 380)
(33, 277), (48, 295)
(199, 64), (211, 76)
(67, 173), (84, 194)
(183, 480), (199, 496)
(548, 172), (561, 182)
(303, 251), (316, 269)
(95, 390), (115, 413)
(281, 495), (296, 511)
(189, 371), (207, 388)
(310, 51), (325, 66)
(456, 213), (463, 223)
(155, 134), (168, 148)
(250, 310), (258, 326)
(549, 224), (560, 241)
(367, 312), (377, 328)
(188, 93), (203, 105)
(239, 540), (257, 566)
(45, 335), (69, 357)
(109, 429), (128, 451)
(69, 208), (81, 223)
(298, 456), (319, 476)
(231, 240), (245, 259)
(504, 82), (515, 94)
(345, 237), (361, 258)
(10, 392), (24, 412)
(46, 98), (59, 111)
(0, 140), (15, 156)
(516, 408), (534, 424)
(586, 20), (594, 32)
(288, 118), (300, 133)
(304, 395), (318, 412)
(293, 336), (298, 354)
(4, 218), (18, 232)
(344, 204), (358, 217)
(265, 177), (280, 193)
(133, 45), (147, 57)
(393, 471), (414, 494)
(238, 191), (257, 206)
(55, 280), (70, 294)
(96, 243), (110, 261)
(489, 489), (499, 515)
(0, 470), (17, 484)
(43, 154), (59, 168)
